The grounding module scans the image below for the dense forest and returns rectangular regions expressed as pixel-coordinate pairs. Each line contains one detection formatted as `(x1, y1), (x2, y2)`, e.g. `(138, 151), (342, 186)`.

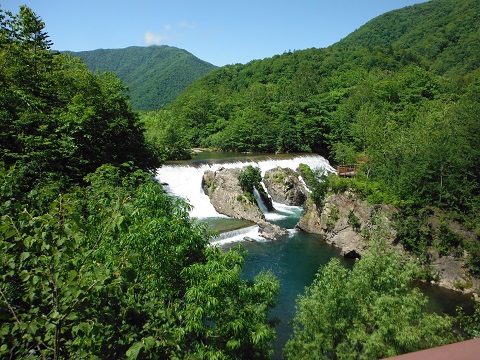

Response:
(68, 46), (217, 111)
(1, 0), (480, 358)
(144, 0), (479, 272)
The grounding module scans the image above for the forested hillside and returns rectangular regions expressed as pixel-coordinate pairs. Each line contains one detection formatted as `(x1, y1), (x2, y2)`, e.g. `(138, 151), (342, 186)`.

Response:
(143, 0), (479, 272)
(336, 0), (480, 76)
(68, 46), (217, 110)
(0, 6), (278, 358)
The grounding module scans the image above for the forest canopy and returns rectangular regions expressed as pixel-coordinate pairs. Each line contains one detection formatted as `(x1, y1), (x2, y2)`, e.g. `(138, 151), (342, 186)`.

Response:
(67, 46), (217, 111)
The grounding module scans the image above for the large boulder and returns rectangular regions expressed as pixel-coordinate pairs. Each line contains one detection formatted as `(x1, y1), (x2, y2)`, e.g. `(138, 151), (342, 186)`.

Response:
(202, 167), (288, 240)
(202, 167), (264, 223)
(257, 219), (288, 240)
(263, 167), (308, 206)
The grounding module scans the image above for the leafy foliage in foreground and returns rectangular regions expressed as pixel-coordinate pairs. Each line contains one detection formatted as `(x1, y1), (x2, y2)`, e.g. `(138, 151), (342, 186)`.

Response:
(284, 235), (455, 359)
(0, 165), (279, 359)
(0, 6), (279, 359)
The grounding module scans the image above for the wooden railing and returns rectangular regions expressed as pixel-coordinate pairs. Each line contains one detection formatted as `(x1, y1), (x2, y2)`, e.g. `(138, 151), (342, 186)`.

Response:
(337, 164), (360, 177)
(337, 156), (368, 178)
(386, 338), (480, 359)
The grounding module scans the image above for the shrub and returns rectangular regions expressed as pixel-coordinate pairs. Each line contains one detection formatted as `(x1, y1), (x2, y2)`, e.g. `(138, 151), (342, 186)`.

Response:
(348, 210), (361, 232)
(238, 165), (261, 195)
(298, 164), (329, 204)
(437, 222), (463, 257)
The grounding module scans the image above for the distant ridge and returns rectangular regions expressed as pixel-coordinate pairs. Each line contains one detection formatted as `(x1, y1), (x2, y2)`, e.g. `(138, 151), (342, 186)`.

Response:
(158, 0), (479, 154)
(335, 0), (480, 75)
(66, 45), (217, 110)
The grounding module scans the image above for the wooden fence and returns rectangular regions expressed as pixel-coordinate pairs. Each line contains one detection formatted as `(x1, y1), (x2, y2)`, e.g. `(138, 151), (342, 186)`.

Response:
(337, 164), (360, 177)
(337, 156), (368, 178)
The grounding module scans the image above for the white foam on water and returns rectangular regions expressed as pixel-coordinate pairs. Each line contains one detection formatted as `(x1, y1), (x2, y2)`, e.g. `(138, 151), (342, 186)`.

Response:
(209, 225), (264, 245)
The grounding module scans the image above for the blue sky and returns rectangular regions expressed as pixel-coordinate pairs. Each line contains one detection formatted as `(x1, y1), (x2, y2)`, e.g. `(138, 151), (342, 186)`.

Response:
(4, 0), (428, 66)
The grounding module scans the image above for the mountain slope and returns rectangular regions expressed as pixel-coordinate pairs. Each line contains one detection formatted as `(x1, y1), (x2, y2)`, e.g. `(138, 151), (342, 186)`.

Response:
(67, 45), (217, 110)
(143, 0), (479, 220)
(160, 0), (479, 154)
(336, 0), (480, 75)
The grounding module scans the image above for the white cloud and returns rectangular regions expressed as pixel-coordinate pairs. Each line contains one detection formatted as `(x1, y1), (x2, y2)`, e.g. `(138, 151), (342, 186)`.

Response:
(178, 20), (196, 29)
(144, 21), (197, 46)
(144, 31), (169, 45)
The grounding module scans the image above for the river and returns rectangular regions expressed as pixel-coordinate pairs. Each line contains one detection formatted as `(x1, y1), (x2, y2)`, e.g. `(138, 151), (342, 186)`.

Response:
(156, 152), (474, 358)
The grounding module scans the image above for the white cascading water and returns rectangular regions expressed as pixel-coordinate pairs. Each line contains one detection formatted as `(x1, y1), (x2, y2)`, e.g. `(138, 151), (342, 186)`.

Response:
(155, 164), (224, 219)
(156, 155), (335, 245)
(210, 225), (264, 245)
(155, 154), (335, 242)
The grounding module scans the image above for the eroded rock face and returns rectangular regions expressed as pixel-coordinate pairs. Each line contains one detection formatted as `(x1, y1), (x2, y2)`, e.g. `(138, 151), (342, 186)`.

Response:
(202, 167), (287, 239)
(202, 167), (264, 223)
(432, 255), (477, 293)
(296, 199), (323, 235)
(263, 167), (308, 206)
(297, 191), (479, 295)
(297, 191), (399, 259)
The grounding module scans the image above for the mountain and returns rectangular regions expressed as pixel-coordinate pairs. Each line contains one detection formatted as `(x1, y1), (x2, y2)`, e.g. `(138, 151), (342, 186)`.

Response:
(145, 0), (479, 229)
(67, 45), (217, 110)
(160, 0), (479, 154)
(336, 0), (480, 76)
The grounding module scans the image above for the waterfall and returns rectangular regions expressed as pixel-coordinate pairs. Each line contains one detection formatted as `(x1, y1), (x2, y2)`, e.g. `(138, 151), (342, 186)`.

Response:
(155, 153), (335, 219)
(253, 187), (270, 213)
(155, 164), (225, 219)
(210, 225), (263, 245)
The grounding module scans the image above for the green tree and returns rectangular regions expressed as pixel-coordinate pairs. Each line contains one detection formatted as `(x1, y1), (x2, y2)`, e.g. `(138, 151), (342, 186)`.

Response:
(1, 6), (160, 192)
(284, 236), (455, 359)
(0, 164), (280, 359)
(238, 165), (263, 203)
(457, 302), (480, 339)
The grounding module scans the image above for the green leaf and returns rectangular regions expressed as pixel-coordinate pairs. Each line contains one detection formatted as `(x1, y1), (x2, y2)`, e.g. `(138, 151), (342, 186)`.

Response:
(27, 322), (38, 335)
(65, 312), (78, 321)
(126, 341), (143, 360)
(4, 228), (17, 240)
(68, 270), (77, 282)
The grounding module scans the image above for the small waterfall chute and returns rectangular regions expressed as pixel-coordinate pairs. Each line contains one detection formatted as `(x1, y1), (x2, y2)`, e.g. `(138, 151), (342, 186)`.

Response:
(253, 188), (271, 213)
(210, 225), (263, 245)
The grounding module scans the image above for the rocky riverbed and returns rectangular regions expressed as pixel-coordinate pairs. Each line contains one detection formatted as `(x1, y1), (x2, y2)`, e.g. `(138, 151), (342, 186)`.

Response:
(297, 190), (479, 297)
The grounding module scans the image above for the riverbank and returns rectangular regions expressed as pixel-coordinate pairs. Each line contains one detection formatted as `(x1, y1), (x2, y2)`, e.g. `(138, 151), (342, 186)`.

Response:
(156, 152), (477, 359)
(297, 190), (479, 299)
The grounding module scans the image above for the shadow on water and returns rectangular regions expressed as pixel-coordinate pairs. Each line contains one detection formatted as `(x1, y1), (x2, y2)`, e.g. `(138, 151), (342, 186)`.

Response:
(415, 280), (475, 316)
